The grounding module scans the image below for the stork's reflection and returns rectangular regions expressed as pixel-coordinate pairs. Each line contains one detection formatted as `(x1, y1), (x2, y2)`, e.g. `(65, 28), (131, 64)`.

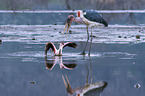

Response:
(62, 59), (107, 96)
(45, 56), (77, 70)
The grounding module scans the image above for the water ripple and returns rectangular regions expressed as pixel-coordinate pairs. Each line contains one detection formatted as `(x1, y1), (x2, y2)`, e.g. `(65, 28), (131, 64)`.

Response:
(0, 25), (145, 44)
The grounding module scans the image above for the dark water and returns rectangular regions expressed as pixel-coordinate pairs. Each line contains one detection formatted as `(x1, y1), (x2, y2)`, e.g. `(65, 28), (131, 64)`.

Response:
(0, 12), (145, 25)
(0, 25), (145, 96)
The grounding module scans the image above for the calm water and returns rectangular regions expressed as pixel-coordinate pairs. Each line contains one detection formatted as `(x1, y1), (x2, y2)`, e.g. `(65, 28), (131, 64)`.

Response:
(0, 25), (145, 96)
(0, 11), (145, 25)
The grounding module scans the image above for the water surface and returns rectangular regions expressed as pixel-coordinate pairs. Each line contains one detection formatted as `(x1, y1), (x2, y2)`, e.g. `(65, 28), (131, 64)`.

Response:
(0, 25), (145, 96)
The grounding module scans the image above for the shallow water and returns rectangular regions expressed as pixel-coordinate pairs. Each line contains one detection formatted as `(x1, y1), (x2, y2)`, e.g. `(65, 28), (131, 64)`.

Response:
(1, 25), (145, 44)
(0, 25), (145, 96)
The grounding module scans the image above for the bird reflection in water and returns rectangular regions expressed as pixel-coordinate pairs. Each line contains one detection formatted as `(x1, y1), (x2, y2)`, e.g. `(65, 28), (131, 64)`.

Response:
(45, 56), (77, 70)
(62, 59), (107, 96)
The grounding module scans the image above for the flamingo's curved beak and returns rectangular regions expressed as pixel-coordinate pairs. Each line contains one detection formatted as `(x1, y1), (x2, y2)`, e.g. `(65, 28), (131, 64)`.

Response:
(63, 15), (75, 36)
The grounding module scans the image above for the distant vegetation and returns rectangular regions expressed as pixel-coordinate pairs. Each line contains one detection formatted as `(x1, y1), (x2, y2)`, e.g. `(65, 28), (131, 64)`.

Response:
(66, 0), (145, 10)
(0, 0), (145, 10)
(0, 0), (145, 25)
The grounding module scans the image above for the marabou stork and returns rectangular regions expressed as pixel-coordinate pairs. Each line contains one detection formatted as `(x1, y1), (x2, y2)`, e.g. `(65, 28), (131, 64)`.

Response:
(45, 42), (77, 56)
(63, 10), (108, 55)
(62, 74), (107, 96)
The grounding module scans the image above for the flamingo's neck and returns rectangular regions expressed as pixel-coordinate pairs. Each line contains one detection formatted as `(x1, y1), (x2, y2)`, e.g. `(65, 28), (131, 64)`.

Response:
(54, 43), (63, 56)
(53, 48), (56, 54)
(59, 47), (63, 55)
(54, 49), (62, 56)
(58, 44), (63, 55)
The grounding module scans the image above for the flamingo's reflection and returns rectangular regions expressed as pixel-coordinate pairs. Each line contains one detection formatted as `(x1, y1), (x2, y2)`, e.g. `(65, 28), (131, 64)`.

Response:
(45, 56), (77, 70)
(62, 59), (107, 96)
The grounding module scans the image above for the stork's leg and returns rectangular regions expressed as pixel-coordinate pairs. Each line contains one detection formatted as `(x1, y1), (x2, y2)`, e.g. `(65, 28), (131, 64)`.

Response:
(80, 26), (89, 55)
(86, 64), (89, 85)
(89, 58), (93, 84)
(88, 27), (93, 55)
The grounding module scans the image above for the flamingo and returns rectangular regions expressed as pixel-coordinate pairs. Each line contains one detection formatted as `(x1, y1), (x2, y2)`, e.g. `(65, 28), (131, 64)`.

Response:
(45, 42), (77, 56)
(45, 56), (77, 70)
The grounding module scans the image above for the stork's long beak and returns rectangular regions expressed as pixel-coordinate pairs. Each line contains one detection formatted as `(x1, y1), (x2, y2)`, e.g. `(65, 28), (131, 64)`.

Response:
(62, 74), (68, 88)
(63, 23), (71, 36)
(63, 15), (75, 36)
(62, 74), (74, 94)
(62, 74), (71, 88)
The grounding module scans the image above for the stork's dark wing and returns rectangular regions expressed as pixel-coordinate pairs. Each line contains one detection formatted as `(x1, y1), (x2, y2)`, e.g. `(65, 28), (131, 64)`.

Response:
(83, 10), (108, 27)
(84, 81), (108, 96)
(45, 42), (56, 55)
(63, 42), (77, 48)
